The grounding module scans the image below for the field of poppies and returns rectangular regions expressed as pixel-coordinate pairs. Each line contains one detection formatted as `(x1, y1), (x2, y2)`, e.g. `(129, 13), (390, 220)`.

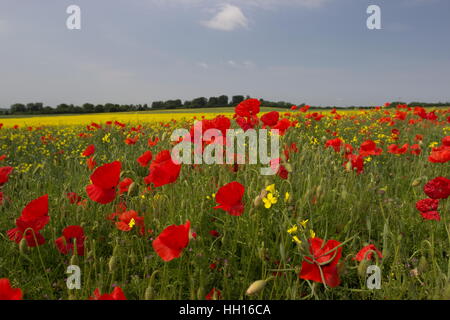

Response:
(0, 100), (449, 300)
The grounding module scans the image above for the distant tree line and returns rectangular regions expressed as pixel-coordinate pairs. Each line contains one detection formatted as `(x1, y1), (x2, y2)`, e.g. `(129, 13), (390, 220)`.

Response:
(2, 97), (449, 115)
(3, 102), (150, 115)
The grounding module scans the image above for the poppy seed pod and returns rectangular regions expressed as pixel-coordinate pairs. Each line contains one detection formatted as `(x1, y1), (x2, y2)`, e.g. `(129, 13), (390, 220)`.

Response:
(19, 238), (27, 255)
(246, 280), (267, 296)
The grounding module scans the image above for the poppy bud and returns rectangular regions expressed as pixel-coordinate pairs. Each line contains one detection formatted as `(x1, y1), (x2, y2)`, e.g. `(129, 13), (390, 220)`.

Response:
(108, 255), (118, 273)
(130, 251), (137, 265)
(253, 195), (262, 207)
(411, 178), (421, 187)
(257, 247), (268, 261)
(127, 182), (137, 197)
(19, 238), (28, 255)
(144, 285), (153, 300)
(357, 259), (371, 278)
(418, 256), (428, 273)
(197, 287), (205, 300)
(259, 189), (268, 199)
(246, 280), (268, 296)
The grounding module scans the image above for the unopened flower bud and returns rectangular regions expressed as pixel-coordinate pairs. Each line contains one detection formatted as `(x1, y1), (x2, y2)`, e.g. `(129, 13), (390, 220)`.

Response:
(108, 255), (118, 273)
(246, 280), (267, 296)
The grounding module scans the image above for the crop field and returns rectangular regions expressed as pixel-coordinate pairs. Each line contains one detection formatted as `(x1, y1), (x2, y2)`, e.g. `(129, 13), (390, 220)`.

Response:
(0, 101), (449, 300)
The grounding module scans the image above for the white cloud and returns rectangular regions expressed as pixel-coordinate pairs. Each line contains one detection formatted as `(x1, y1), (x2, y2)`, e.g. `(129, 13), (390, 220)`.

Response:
(226, 60), (255, 69)
(202, 4), (248, 31)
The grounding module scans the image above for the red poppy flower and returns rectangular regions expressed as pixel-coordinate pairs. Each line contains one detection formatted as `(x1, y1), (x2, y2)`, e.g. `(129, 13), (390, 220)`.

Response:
(261, 111), (279, 127)
(0, 155), (6, 161)
(67, 192), (83, 205)
(148, 137), (160, 147)
(115, 210), (144, 233)
(272, 118), (291, 136)
(0, 166), (13, 186)
(7, 195), (49, 247)
(55, 225), (85, 256)
(152, 220), (191, 262)
(235, 115), (259, 131)
(344, 154), (364, 174)
(278, 165), (289, 179)
(235, 99), (260, 118)
(125, 136), (139, 145)
(354, 244), (383, 261)
(86, 161), (121, 204)
(424, 177), (450, 199)
(420, 211), (441, 221)
(443, 136), (450, 147)
(0, 278), (22, 300)
(387, 144), (409, 155)
(137, 151), (153, 167)
(86, 156), (97, 171)
(205, 288), (221, 300)
(214, 182), (245, 216)
(359, 140), (382, 157)
(416, 198), (439, 212)
(429, 146), (450, 163)
(299, 238), (342, 288)
(428, 137), (450, 163)
(299, 105), (310, 113)
(114, 121), (126, 128)
(209, 230), (220, 237)
(118, 177), (133, 194)
(82, 144), (95, 157)
(144, 150), (181, 188)
(410, 144), (421, 155)
(89, 287), (126, 300)
(325, 138), (343, 153)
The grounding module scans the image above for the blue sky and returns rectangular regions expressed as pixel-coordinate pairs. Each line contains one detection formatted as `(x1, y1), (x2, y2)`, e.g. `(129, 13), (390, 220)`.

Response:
(0, 0), (449, 107)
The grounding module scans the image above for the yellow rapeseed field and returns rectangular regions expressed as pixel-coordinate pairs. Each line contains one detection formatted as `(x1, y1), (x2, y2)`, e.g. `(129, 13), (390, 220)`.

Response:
(0, 112), (236, 128)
